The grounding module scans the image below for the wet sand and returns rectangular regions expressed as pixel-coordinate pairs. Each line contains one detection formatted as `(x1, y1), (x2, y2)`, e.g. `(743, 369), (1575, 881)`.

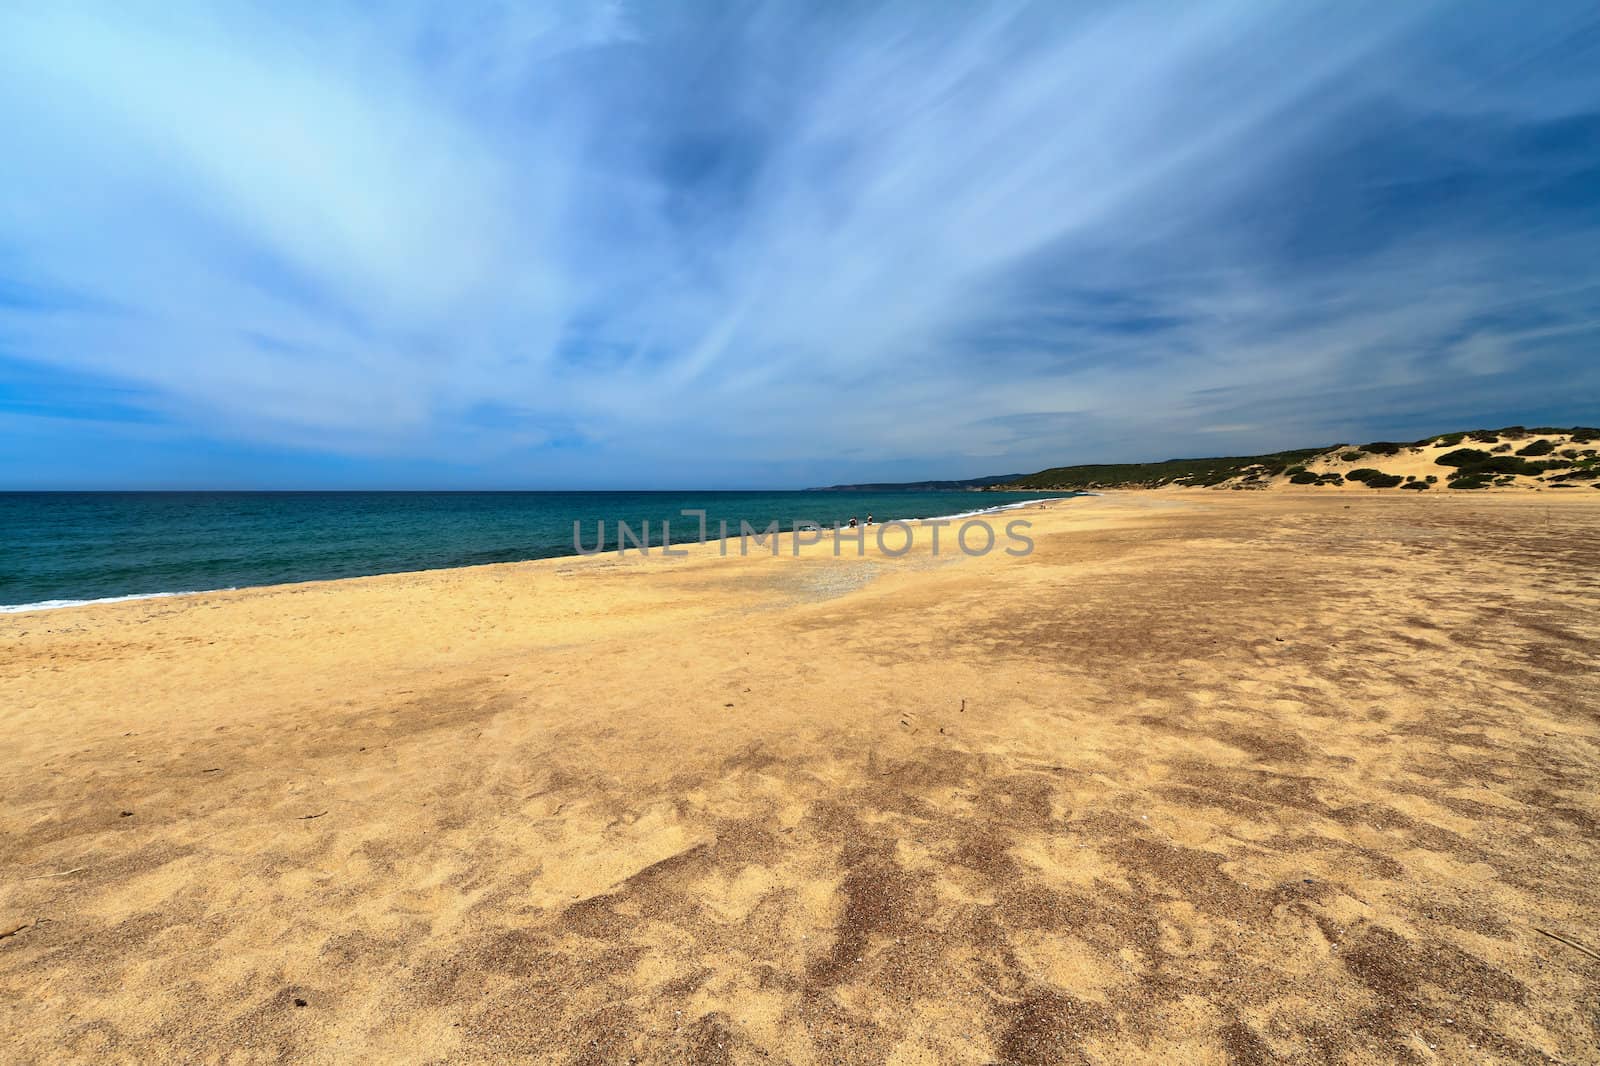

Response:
(2, 491), (1598, 1064)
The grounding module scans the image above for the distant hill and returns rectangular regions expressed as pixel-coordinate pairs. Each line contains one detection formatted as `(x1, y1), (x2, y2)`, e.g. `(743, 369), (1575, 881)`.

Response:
(991, 426), (1600, 492)
(807, 474), (1026, 492)
(996, 448), (1325, 491)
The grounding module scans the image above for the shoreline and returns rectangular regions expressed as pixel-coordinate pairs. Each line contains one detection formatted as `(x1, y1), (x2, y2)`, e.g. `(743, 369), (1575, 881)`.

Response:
(0, 494), (1083, 614)
(5, 487), (1592, 615)
(7, 487), (1593, 615)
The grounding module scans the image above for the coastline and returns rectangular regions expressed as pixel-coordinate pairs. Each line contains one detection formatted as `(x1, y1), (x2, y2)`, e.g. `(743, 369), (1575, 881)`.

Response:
(4, 491), (1598, 1062)
(0, 493), (1081, 614)
(11, 481), (1591, 615)
(0, 590), (226, 615)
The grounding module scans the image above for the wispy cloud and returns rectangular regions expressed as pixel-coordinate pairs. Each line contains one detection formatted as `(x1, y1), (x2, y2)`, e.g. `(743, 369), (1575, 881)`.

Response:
(2, 1), (1597, 487)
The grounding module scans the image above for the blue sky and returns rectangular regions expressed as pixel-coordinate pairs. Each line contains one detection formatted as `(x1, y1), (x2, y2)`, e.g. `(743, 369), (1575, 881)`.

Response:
(2, 2), (1598, 489)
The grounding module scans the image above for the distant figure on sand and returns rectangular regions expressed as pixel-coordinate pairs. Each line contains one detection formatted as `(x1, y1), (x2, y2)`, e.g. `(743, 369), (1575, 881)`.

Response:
(866, 514), (873, 526)
(847, 516), (858, 528)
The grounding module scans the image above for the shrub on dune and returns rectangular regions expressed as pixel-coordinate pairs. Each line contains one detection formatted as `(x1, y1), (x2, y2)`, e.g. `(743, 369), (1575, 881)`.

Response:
(1483, 456), (1545, 475)
(1346, 468), (1403, 487)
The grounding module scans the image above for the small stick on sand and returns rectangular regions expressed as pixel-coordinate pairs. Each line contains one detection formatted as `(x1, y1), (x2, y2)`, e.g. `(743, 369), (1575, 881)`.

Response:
(20, 867), (87, 881)
(1536, 926), (1600, 963)
(0, 919), (38, 939)
(298, 810), (329, 820)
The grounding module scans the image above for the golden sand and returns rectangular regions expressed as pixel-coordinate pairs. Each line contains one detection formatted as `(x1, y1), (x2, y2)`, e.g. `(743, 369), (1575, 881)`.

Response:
(2, 492), (1598, 1063)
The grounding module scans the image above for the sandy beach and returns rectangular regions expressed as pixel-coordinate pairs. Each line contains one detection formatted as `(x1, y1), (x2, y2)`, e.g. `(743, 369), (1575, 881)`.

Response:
(2, 491), (1598, 1064)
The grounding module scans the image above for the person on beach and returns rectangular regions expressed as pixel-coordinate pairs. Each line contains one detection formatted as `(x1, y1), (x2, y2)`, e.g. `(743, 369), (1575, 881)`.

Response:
(866, 514), (873, 526)
(848, 516), (858, 528)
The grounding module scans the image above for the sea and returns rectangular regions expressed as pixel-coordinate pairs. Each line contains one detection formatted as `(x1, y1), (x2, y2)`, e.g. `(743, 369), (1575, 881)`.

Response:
(0, 490), (1075, 612)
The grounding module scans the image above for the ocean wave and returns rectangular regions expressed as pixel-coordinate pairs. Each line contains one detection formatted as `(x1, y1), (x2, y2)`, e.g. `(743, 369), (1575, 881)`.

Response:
(910, 494), (1084, 524)
(0, 590), (225, 614)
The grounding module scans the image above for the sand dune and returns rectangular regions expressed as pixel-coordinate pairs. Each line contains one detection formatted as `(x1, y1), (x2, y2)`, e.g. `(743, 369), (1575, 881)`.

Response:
(2, 493), (1598, 1063)
(1246, 429), (1599, 493)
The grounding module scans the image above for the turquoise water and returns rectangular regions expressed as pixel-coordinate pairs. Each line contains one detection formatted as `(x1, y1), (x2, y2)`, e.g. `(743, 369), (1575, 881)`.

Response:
(0, 490), (1074, 610)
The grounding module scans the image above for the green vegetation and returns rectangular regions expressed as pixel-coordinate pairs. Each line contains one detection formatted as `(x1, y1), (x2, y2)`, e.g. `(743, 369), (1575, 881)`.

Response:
(1345, 468), (1405, 487)
(998, 447), (1326, 490)
(1468, 430), (1500, 444)
(1432, 433), (1466, 447)
(1442, 454), (1547, 478)
(1516, 439), (1554, 456)
(1431, 444), (1554, 489)
(1400, 481), (1429, 490)
(1362, 441), (1404, 455)
(1340, 450), (1365, 462)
